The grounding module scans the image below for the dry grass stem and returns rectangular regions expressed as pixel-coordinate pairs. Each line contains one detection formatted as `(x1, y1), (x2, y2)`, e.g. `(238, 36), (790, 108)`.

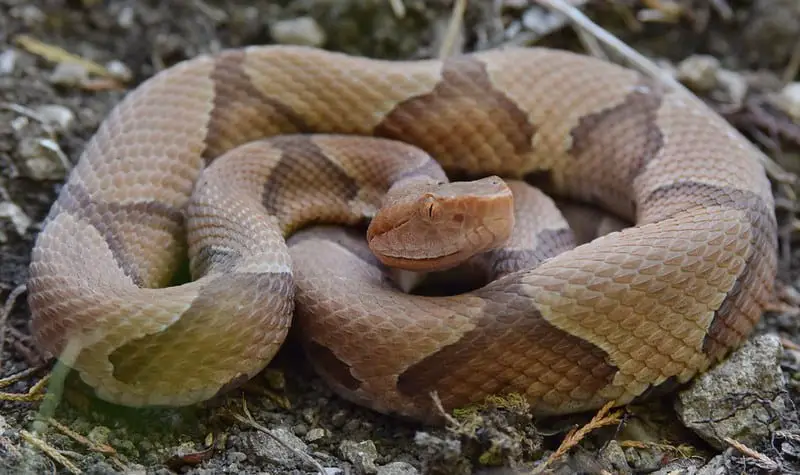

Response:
(438, 0), (467, 59)
(230, 399), (326, 475)
(532, 400), (624, 473)
(723, 436), (780, 471)
(20, 429), (82, 474)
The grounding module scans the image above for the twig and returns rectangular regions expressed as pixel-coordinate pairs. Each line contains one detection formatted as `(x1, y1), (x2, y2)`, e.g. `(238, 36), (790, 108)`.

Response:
(780, 336), (800, 352)
(20, 429), (82, 474)
(13, 35), (115, 79)
(388, 0), (406, 19)
(0, 372), (48, 402)
(438, 0), (467, 59)
(532, 400), (624, 473)
(533, 0), (793, 185)
(723, 436), (780, 471)
(45, 418), (129, 471)
(5, 327), (43, 366)
(0, 284), (27, 367)
(709, 0), (733, 21)
(618, 439), (695, 458)
(46, 418), (117, 456)
(0, 365), (43, 389)
(229, 399), (326, 475)
(783, 38), (800, 85)
(429, 391), (461, 428)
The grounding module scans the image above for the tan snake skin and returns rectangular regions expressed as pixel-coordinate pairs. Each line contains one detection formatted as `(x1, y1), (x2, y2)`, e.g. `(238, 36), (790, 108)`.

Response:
(27, 45), (778, 423)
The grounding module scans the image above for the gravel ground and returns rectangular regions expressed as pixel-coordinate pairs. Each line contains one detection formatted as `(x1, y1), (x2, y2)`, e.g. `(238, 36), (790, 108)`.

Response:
(1, 1), (799, 474)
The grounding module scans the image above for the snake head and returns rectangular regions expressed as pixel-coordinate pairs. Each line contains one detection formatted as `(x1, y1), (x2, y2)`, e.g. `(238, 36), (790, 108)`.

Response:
(366, 175), (515, 272)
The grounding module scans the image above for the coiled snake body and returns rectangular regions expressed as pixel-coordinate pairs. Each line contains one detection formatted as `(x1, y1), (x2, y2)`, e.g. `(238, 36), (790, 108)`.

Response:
(27, 45), (777, 423)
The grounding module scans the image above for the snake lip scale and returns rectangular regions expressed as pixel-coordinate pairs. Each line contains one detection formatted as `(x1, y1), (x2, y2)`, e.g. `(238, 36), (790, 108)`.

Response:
(27, 44), (777, 424)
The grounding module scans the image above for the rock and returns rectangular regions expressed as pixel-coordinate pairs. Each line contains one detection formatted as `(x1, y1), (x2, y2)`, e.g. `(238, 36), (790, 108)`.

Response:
(270, 17), (326, 47)
(339, 440), (379, 474)
(675, 55), (720, 91)
(599, 441), (631, 475)
(377, 461), (419, 475)
(696, 454), (728, 475)
(650, 458), (704, 474)
(675, 335), (797, 450)
(241, 427), (310, 468)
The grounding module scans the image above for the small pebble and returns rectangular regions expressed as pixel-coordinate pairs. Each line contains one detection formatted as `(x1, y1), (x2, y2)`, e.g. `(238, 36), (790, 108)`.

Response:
(503, 0), (530, 9)
(293, 423), (308, 437)
(377, 461), (419, 475)
(270, 17), (326, 47)
(12, 5), (45, 27)
(0, 201), (33, 238)
(521, 7), (565, 35)
(50, 62), (89, 87)
(775, 82), (800, 121)
(10, 116), (28, 132)
(0, 49), (18, 75)
(331, 410), (348, 428)
(16, 137), (69, 180)
(716, 69), (748, 106)
(342, 419), (361, 433)
(675, 55), (720, 91)
(125, 464), (147, 475)
(34, 104), (75, 133)
(106, 60), (132, 82)
(117, 6), (135, 29)
(228, 451), (247, 463)
(306, 427), (327, 442)
(302, 407), (317, 425)
(241, 427), (309, 466)
(87, 426), (111, 446)
(339, 440), (379, 475)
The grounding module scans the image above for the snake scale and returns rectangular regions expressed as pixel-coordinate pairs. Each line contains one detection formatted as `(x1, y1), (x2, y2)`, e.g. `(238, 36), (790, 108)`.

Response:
(27, 45), (778, 424)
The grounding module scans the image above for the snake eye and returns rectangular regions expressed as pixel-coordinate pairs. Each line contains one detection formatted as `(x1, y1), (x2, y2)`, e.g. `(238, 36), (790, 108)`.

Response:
(420, 194), (438, 221)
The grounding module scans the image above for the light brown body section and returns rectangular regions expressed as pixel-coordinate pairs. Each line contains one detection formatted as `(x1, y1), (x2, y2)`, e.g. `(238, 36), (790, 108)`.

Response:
(27, 45), (777, 423)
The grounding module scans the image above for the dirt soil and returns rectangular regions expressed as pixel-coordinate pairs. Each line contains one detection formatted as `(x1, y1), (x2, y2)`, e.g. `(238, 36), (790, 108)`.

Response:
(1, 1), (799, 474)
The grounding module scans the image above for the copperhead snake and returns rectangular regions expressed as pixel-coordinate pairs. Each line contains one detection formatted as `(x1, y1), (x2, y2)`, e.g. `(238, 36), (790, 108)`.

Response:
(27, 45), (778, 424)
